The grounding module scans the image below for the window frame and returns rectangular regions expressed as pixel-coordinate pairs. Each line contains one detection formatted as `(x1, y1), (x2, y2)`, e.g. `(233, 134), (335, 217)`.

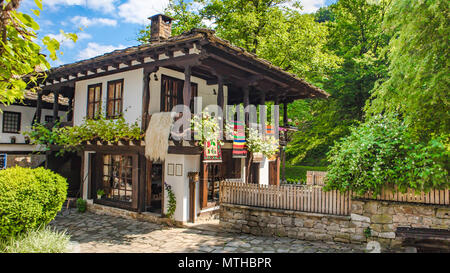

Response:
(106, 79), (124, 119)
(160, 74), (198, 112)
(2, 111), (21, 134)
(86, 83), (102, 119)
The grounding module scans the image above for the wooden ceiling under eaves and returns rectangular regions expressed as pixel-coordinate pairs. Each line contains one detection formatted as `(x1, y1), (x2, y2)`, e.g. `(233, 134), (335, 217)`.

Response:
(38, 29), (329, 104)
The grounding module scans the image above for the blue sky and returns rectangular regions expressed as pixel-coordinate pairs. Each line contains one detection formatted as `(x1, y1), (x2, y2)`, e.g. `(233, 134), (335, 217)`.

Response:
(19, 0), (336, 67)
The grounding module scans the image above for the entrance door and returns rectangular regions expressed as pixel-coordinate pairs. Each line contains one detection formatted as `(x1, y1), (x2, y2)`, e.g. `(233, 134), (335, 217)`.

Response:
(269, 159), (279, 185)
(147, 163), (163, 213)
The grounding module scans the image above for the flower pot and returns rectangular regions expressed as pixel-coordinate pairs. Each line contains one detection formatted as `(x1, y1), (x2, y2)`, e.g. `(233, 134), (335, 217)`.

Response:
(97, 195), (102, 199)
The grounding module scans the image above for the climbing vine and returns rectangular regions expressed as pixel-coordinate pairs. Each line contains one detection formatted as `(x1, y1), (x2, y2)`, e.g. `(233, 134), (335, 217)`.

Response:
(164, 182), (176, 219)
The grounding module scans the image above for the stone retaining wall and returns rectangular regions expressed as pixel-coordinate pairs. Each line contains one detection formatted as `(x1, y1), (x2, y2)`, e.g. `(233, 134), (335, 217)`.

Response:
(220, 204), (363, 244)
(220, 200), (450, 249)
(350, 200), (450, 248)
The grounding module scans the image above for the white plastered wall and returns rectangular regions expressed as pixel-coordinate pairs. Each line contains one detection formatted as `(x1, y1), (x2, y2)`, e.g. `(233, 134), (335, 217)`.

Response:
(73, 68), (144, 127)
(0, 104), (67, 144)
(163, 153), (200, 223)
(148, 67), (228, 114)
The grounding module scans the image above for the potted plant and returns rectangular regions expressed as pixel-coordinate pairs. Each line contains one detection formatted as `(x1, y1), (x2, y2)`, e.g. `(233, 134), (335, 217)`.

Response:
(24, 136), (30, 144)
(96, 189), (105, 199)
(10, 136), (16, 144)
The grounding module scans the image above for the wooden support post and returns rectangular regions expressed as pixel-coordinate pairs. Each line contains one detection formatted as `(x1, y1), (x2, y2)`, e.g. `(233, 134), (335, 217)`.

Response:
(243, 85), (250, 127)
(141, 69), (151, 131)
(217, 75), (224, 111)
(281, 101), (288, 182)
(34, 91), (42, 124)
(183, 65), (192, 108)
(259, 90), (266, 134)
(68, 97), (73, 122)
(188, 172), (199, 223)
(200, 159), (208, 209)
(53, 89), (59, 122)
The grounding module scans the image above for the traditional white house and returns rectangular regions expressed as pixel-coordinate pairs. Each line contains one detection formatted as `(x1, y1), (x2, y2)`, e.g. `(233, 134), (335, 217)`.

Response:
(37, 14), (329, 223)
(0, 91), (69, 169)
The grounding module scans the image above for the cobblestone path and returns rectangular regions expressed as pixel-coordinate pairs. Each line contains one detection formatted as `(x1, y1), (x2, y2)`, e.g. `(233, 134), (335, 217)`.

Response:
(50, 210), (366, 253)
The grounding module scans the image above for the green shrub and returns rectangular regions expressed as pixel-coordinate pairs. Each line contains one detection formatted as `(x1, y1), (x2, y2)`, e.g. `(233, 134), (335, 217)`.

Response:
(76, 198), (86, 213)
(0, 167), (67, 239)
(0, 226), (70, 253)
(325, 115), (449, 196)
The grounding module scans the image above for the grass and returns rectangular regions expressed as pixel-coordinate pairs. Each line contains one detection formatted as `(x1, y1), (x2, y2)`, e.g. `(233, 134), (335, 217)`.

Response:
(0, 226), (70, 253)
(284, 165), (328, 184)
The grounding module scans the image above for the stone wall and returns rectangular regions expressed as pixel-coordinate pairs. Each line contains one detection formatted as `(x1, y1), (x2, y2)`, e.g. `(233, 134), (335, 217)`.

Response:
(6, 154), (45, 168)
(220, 200), (450, 250)
(350, 200), (450, 248)
(220, 203), (364, 244)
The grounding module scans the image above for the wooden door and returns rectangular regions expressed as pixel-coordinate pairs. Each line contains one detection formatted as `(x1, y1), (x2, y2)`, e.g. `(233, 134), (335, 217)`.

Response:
(269, 159), (280, 186)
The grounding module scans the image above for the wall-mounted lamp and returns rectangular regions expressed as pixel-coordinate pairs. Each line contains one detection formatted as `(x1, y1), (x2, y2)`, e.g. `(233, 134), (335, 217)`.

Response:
(153, 74), (158, 81)
(213, 89), (216, 95)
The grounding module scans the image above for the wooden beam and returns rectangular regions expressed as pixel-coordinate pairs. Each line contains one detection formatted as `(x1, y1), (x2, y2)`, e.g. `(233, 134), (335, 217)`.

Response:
(141, 66), (159, 130)
(34, 92), (42, 124)
(53, 89), (59, 121)
(217, 75), (224, 110)
(183, 65), (192, 108)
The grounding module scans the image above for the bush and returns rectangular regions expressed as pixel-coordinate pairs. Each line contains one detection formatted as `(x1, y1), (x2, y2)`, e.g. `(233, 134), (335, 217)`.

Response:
(0, 226), (70, 253)
(76, 198), (86, 213)
(0, 167), (67, 239)
(324, 115), (449, 196)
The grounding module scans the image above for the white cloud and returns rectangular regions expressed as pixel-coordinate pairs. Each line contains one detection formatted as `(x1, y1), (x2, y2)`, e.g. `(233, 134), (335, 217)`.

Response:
(78, 42), (128, 60)
(117, 0), (170, 25)
(43, 0), (117, 13)
(298, 0), (327, 14)
(71, 16), (117, 27)
(47, 31), (92, 49)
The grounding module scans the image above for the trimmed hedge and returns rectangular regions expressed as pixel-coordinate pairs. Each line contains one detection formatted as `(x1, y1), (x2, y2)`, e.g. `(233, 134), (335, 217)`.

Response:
(0, 167), (67, 239)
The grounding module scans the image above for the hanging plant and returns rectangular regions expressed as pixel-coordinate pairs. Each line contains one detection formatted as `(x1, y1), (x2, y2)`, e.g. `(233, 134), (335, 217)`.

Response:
(25, 112), (142, 156)
(191, 111), (223, 148)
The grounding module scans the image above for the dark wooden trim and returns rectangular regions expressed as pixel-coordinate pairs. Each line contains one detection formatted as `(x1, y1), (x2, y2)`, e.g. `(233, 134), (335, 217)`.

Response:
(87, 83), (102, 119)
(106, 79), (124, 119)
(53, 89), (59, 121)
(200, 156), (208, 209)
(168, 145), (202, 155)
(82, 144), (145, 154)
(183, 65), (192, 107)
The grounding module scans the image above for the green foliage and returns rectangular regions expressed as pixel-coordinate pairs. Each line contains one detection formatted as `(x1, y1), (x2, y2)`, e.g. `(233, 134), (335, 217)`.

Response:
(164, 183), (176, 219)
(366, 0), (450, 140)
(0, 167), (67, 239)
(0, 0), (77, 106)
(324, 115), (449, 196)
(96, 189), (105, 197)
(287, 0), (391, 165)
(0, 226), (70, 253)
(76, 198), (86, 213)
(26, 114), (142, 156)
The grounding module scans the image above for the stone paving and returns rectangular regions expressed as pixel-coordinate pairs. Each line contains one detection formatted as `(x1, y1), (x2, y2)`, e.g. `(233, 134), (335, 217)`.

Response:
(49, 210), (367, 253)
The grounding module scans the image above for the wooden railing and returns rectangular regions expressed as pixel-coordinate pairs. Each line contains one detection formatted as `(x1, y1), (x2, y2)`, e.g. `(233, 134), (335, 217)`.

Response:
(356, 186), (450, 206)
(220, 181), (352, 216)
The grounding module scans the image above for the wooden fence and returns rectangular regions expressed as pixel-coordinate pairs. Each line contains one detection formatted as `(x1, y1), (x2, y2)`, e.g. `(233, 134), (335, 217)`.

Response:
(220, 181), (352, 216)
(357, 186), (450, 206)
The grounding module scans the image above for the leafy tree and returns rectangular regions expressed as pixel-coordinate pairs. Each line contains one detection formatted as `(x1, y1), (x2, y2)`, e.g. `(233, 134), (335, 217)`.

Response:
(0, 0), (76, 106)
(366, 0), (450, 141)
(287, 0), (392, 166)
(139, 0), (340, 83)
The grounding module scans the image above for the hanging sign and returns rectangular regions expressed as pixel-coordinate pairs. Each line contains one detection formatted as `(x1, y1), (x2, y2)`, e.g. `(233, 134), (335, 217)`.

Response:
(203, 140), (222, 162)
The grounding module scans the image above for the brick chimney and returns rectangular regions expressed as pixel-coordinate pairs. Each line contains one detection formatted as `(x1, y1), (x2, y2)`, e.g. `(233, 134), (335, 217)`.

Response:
(149, 14), (173, 42)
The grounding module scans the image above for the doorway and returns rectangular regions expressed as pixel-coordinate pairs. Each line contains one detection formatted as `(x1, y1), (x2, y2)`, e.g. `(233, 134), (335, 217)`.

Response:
(147, 162), (163, 214)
